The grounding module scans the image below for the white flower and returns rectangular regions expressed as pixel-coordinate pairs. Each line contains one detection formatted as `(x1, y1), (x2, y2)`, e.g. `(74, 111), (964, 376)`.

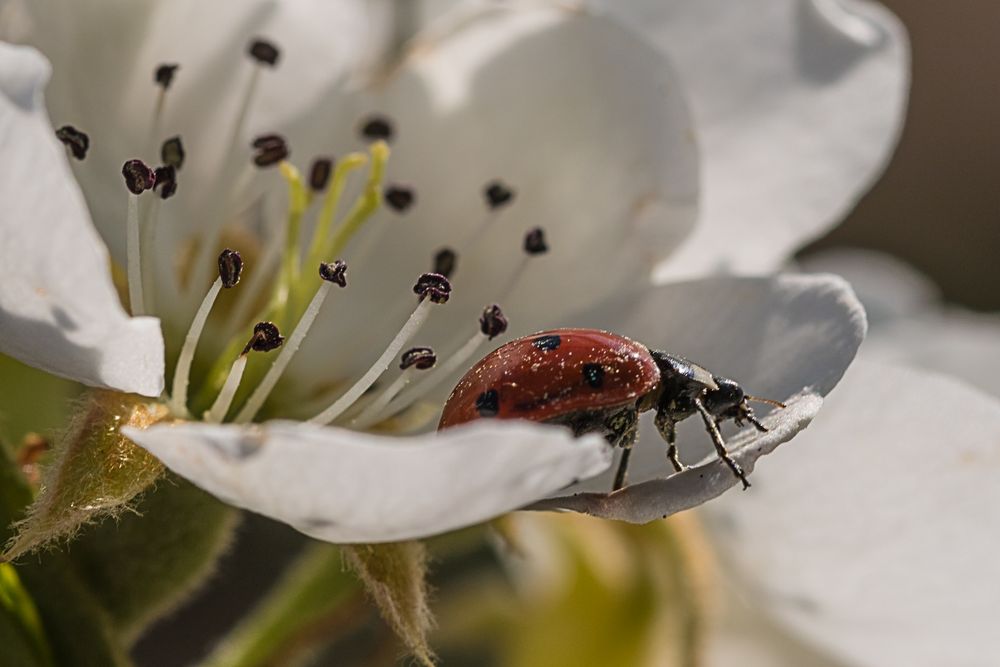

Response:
(700, 251), (1000, 666)
(0, 0), (905, 543)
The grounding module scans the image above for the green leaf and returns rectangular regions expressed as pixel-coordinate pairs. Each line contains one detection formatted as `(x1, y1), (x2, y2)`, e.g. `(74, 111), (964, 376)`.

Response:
(2, 391), (167, 562)
(345, 541), (435, 666)
(0, 563), (53, 667)
(72, 475), (239, 642)
(200, 543), (360, 667)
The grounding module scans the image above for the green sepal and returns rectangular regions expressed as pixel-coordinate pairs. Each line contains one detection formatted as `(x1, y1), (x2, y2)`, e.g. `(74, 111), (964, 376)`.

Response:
(72, 475), (239, 642)
(345, 541), (435, 666)
(2, 391), (167, 562)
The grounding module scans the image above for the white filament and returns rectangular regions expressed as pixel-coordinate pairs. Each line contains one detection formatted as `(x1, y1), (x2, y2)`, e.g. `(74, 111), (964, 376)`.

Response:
(204, 355), (248, 423)
(368, 330), (485, 425)
(309, 298), (435, 425)
(126, 194), (145, 316)
(350, 367), (420, 429)
(169, 277), (223, 416)
(235, 282), (333, 424)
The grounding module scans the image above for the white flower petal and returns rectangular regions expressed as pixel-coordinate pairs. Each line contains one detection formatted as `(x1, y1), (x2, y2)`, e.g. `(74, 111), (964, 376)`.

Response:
(801, 249), (1000, 400)
(572, 273), (867, 401)
(124, 419), (612, 543)
(597, 0), (909, 279)
(282, 1), (699, 384)
(700, 361), (1000, 667)
(799, 248), (940, 327)
(530, 273), (865, 519)
(0, 43), (163, 395)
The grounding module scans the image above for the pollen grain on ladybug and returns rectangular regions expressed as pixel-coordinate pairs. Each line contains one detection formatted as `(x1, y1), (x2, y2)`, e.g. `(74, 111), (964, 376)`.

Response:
(64, 36), (541, 433)
(439, 328), (786, 492)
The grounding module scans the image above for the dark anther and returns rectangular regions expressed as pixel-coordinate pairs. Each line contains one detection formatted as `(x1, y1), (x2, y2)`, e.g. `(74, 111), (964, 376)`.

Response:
(484, 180), (515, 209)
(475, 389), (500, 417)
(384, 185), (415, 212)
(319, 260), (348, 287)
(413, 272), (452, 304)
(248, 38), (280, 66)
(400, 347), (437, 370)
(154, 63), (179, 89)
(55, 125), (89, 160)
(251, 134), (289, 167)
(153, 165), (178, 199)
(309, 157), (333, 191)
(161, 136), (185, 170)
(433, 248), (457, 279)
(218, 248), (244, 288)
(122, 159), (156, 195)
(242, 321), (284, 355)
(479, 304), (508, 340)
(524, 227), (549, 255)
(360, 114), (394, 142)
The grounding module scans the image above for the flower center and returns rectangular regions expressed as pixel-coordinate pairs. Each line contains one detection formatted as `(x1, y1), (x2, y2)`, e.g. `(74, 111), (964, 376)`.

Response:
(66, 37), (549, 431)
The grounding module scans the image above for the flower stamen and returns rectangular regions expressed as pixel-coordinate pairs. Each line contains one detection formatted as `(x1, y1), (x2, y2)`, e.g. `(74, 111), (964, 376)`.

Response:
(206, 321), (284, 423)
(168, 249), (243, 417)
(149, 63), (179, 156)
(234, 261), (348, 424)
(122, 159), (156, 316)
(308, 272), (451, 425)
(368, 304), (508, 427)
(351, 347), (437, 428)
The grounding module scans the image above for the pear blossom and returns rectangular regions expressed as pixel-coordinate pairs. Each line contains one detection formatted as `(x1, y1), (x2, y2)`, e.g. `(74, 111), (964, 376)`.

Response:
(0, 0), (905, 544)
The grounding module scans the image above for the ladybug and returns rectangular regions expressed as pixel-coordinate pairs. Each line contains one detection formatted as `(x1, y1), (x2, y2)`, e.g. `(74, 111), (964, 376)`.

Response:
(439, 328), (784, 491)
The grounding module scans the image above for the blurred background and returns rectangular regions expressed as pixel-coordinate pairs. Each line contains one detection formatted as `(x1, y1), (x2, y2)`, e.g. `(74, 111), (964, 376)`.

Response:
(804, 0), (999, 311)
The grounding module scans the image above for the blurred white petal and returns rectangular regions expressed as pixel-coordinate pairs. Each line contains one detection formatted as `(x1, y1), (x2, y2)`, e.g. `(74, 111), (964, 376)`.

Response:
(802, 248), (1000, 398)
(799, 247), (940, 326)
(599, 0), (909, 279)
(0, 42), (163, 395)
(124, 419), (612, 543)
(702, 361), (1000, 667)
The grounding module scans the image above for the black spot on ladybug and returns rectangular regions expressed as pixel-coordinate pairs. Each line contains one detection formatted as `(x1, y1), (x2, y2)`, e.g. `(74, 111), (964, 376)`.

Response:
(475, 389), (500, 417)
(582, 363), (605, 389)
(532, 335), (561, 351)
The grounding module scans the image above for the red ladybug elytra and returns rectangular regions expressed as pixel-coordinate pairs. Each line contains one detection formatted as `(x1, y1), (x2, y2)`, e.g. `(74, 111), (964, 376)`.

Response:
(439, 328), (784, 491)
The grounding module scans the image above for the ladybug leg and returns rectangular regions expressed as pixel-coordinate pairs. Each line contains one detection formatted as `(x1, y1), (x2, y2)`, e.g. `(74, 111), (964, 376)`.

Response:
(654, 409), (685, 473)
(606, 408), (638, 492)
(693, 396), (751, 490)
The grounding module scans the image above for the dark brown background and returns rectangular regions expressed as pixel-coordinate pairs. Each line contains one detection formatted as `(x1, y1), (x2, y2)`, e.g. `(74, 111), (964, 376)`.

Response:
(804, 0), (1000, 311)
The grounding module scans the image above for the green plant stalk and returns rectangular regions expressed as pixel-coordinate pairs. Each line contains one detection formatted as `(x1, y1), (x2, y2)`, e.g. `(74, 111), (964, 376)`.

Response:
(198, 543), (361, 667)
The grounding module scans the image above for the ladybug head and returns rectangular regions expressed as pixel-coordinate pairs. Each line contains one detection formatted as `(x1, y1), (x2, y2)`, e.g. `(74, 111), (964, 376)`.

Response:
(702, 376), (746, 419)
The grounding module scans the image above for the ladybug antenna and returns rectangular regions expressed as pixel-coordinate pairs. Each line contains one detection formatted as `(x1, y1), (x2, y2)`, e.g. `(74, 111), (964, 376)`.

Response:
(352, 304), (511, 430)
(234, 262), (349, 424)
(746, 395), (786, 409)
(308, 273), (452, 426)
